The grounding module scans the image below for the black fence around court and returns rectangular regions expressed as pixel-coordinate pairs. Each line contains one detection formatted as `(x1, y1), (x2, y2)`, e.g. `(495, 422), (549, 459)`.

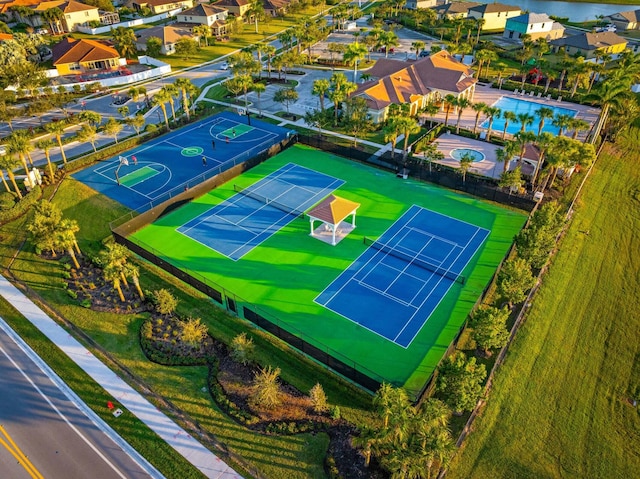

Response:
(297, 134), (538, 212)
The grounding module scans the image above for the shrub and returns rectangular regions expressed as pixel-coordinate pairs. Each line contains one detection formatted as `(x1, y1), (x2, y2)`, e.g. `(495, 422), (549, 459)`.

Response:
(230, 332), (255, 365)
(330, 405), (341, 420)
(66, 289), (77, 299)
(309, 382), (329, 413)
(152, 288), (178, 316)
(0, 185), (42, 225)
(180, 317), (208, 347)
(250, 366), (281, 410)
(0, 192), (16, 210)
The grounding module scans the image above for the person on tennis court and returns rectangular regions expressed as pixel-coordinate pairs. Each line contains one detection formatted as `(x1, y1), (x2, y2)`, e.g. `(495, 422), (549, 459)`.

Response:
(132, 155), (137, 165)
(232, 129), (236, 137)
(225, 136), (229, 143)
(211, 139), (215, 149)
(202, 156), (207, 166)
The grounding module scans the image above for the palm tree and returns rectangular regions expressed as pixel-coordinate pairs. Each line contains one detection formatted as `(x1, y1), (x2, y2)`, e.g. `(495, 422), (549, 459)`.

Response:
(501, 110), (517, 139)
(152, 89), (171, 130)
(568, 118), (590, 140)
(262, 44), (276, 79)
(458, 152), (474, 183)
(0, 154), (23, 198)
(45, 121), (68, 164)
(552, 113), (573, 137)
(54, 219), (81, 269)
(162, 84), (178, 122)
(5, 131), (33, 179)
(483, 106), (501, 140)
(312, 79), (330, 111)
(343, 42), (368, 83)
(557, 55), (574, 93)
(442, 94), (457, 127)
(111, 26), (137, 58)
(193, 24), (212, 47)
(252, 82), (266, 117)
(514, 130), (536, 168)
(35, 139), (56, 179)
(328, 73), (356, 126)
(383, 118), (402, 162)
(379, 31), (400, 58)
(174, 78), (198, 121)
(535, 107), (555, 136)
(471, 102), (487, 135)
(104, 264), (125, 302)
(516, 112), (534, 133)
(532, 132), (554, 187)
(398, 116), (421, 160)
(583, 79), (630, 141)
(247, 0), (265, 34)
(410, 40), (425, 60)
(124, 263), (144, 300)
(454, 97), (470, 133)
(569, 57), (588, 97)
(76, 124), (98, 152)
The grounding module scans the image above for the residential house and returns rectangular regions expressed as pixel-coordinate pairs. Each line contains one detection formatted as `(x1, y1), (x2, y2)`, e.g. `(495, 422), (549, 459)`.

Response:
(99, 10), (120, 25)
(0, 0), (39, 20)
(211, 0), (251, 20)
(431, 1), (479, 20)
(135, 25), (198, 55)
(503, 12), (565, 41)
(467, 2), (521, 31)
(52, 37), (121, 75)
(605, 9), (640, 31)
(33, 0), (100, 33)
(263, 0), (289, 17)
(132, 0), (193, 15)
(550, 31), (628, 60)
(176, 3), (228, 36)
(405, 0), (436, 10)
(351, 50), (477, 124)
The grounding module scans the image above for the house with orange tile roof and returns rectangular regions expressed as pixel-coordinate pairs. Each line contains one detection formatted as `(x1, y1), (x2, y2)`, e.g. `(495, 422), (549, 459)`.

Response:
(33, 0), (100, 33)
(132, 0), (193, 15)
(52, 37), (121, 75)
(135, 25), (198, 55)
(352, 50), (477, 124)
(211, 0), (251, 20)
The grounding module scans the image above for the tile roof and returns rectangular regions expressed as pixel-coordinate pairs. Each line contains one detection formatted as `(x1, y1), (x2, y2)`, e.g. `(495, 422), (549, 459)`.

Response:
(212, 0), (249, 6)
(0, 0), (39, 14)
(607, 9), (640, 23)
(143, 0), (191, 7)
(52, 37), (119, 65)
(0, 32), (13, 41)
(431, 1), (480, 15)
(307, 195), (360, 225)
(136, 25), (195, 44)
(354, 51), (476, 110)
(35, 0), (97, 13)
(179, 3), (227, 16)
(550, 31), (627, 51)
(468, 2), (520, 14)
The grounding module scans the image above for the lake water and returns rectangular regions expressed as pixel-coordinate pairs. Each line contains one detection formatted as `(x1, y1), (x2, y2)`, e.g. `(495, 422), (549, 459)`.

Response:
(489, 0), (634, 23)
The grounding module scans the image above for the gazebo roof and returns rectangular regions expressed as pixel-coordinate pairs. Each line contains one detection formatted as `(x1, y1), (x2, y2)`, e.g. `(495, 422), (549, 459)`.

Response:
(307, 195), (360, 225)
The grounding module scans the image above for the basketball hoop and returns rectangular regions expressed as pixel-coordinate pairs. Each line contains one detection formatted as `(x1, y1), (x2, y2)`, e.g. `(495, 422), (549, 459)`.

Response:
(237, 107), (246, 116)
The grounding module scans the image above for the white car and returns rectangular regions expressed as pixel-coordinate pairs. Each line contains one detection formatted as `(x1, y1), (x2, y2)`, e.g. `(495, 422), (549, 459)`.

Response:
(220, 62), (229, 70)
(0, 145), (6, 156)
(36, 28), (48, 35)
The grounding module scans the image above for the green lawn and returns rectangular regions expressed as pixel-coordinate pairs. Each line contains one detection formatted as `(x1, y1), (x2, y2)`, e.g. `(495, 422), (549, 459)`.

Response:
(129, 144), (526, 397)
(446, 128), (640, 478)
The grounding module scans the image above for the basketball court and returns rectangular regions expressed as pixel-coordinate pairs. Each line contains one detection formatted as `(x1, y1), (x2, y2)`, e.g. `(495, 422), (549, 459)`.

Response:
(72, 111), (294, 211)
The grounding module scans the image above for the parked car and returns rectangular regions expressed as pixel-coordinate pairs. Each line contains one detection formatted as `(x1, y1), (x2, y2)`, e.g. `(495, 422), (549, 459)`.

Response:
(36, 28), (48, 35)
(378, 47), (395, 54)
(220, 62), (229, 70)
(0, 145), (6, 156)
(418, 50), (429, 58)
(596, 24), (616, 32)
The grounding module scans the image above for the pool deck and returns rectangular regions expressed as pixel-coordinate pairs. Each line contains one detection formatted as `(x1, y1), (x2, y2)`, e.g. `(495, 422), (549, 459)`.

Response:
(429, 134), (534, 180)
(431, 85), (601, 142)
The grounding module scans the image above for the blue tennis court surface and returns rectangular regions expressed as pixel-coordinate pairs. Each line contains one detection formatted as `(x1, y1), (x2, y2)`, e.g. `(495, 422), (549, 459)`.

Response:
(316, 206), (490, 347)
(177, 163), (344, 260)
(72, 111), (293, 211)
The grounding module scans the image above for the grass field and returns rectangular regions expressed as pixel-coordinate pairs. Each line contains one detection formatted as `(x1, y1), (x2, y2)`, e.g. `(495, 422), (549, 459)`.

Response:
(446, 128), (640, 478)
(129, 144), (526, 396)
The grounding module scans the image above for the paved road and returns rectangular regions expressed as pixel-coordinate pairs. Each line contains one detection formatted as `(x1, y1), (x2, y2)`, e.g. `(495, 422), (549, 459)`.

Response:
(0, 319), (156, 479)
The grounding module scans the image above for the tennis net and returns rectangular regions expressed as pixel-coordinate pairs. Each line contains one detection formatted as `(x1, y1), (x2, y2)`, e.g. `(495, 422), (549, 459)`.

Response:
(234, 184), (305, 218)
(363, 237), (465, 285)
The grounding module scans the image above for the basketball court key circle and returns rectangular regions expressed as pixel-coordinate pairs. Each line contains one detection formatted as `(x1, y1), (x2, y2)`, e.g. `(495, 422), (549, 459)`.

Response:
(181, 146), (204, 157)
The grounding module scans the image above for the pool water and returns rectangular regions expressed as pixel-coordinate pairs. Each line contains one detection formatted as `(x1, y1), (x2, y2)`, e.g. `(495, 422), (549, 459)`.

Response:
(450, 148), (485, 162)
(480, 97), (578, 136)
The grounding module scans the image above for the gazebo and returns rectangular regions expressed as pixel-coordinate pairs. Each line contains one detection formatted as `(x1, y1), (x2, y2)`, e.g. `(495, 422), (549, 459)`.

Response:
(307, 194), (360, 245)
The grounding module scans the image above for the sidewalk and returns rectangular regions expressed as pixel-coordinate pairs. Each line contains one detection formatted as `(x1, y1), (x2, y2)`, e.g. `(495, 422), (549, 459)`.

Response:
(0, 273), (243, 479)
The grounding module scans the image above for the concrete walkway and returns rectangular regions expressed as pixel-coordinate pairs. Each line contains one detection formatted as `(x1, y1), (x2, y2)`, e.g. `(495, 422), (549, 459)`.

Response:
(0, 273), (242, 479)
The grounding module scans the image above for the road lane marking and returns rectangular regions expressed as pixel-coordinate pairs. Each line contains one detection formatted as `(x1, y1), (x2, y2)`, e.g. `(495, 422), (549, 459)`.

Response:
(0, 424), (44, 479)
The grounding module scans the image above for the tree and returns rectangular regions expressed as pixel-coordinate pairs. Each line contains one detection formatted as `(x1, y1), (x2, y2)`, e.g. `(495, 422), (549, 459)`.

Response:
(123, 262), (144, 300)
(117, 105), (129, 119)
(515, 201), (564, 269)
(498, 165), (523, 194)
(312, 78), (330, 112)
(230, 333), (255, 365)
(516, 112), (534, 133)
(454, 97), (470, 133)
(247, 0), (265, 34)
(442, 94), (456, 127)
(54, 219), (81, 269)
(378, 31), (399, 58)
(111, 26), (137, 58)
(383, 118), (402, 162)
(76, 124), (98, 152)
(436, 352), (486, 414)
(179, 317), (207, 347)
(42, 7), (64, 34)
(583, 78), (632, 141)
(343, 42), (368, 83)
(410, 40), (425, 60)
(103, 263), (126, 302)
(80, 110), (102, 127)
(497, 257), (536, 306)
(5, 131), (33, 180)
(417, 141), (444, 174)
(535, 106), (555, 136)
(343, 96), (373, 147)
(273, 87), (298, 114)
(27, 200), (62, 255)
(328, 72), (356, 126)
(45, 121), (68, 164)
(153, 289), (178, 316)
(458, 152), (474, 183)
(309, 383), (329, 413)
(152, 88), (172, 130)
(145, 36), (162, 58)
(398, 115), (421, 160)
(0, 154), (23, 198)
(501, 110), (517, 139)
(304, 109), (332, 138)
(514, 130), (536, 168)
(175, 38), (198, 60)
(327, 42), (346, 69)
(483, 106), (501, 140)
(475, 48), (497, 79)
(471, 102), (487, 134)
(192, 24), (212, 47)
(252, 82), (266, 117)
(103, 117), (122, 144)
(250, 366), (281, 409)
(35, 138), (55, 179)
(470, 306), (510, 356)
(126, 113), (145, 137)
(262, 44), (276, 79)
(174, 77), (198, 121)
(552, 113), (573, 137)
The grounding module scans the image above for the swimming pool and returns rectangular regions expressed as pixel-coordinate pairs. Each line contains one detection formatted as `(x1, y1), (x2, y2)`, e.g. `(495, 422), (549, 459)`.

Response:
(450, 148), (485, 162)
(481, 97), (578, 136)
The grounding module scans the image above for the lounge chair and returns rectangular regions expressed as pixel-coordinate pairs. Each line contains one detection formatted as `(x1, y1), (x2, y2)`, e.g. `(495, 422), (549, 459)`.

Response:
(520, 90), (525, 96)
(513, 89), (519, 95)
(557, 96), (563, 102)
(536, 92), (542, 98)
(529, 91), (535, 97)
(546, 94), (552, 100)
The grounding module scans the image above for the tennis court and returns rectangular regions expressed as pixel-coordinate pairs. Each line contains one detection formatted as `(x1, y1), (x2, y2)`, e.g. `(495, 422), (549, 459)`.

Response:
(177, 163), (344, 260)
(128, 144), (527, 396)
(72, 111), (293, 211)
(316, 206), (489, 347)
